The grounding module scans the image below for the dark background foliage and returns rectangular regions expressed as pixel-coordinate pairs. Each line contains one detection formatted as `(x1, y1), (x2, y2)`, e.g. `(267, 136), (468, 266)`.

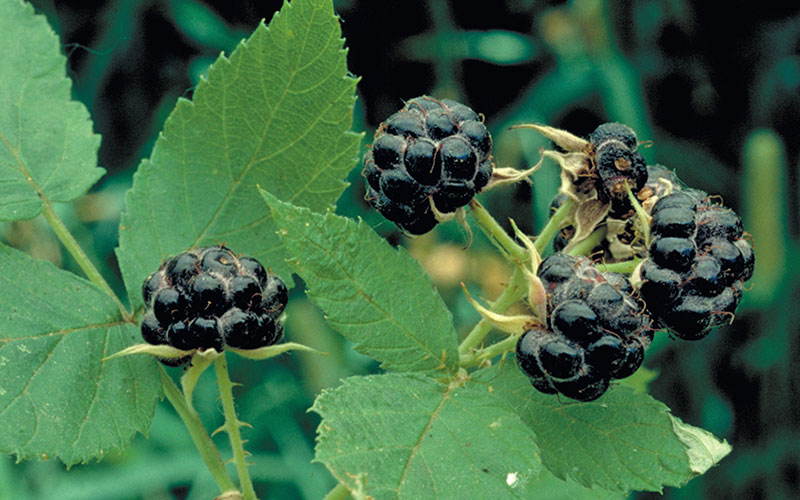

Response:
(3, 1), (799, 499)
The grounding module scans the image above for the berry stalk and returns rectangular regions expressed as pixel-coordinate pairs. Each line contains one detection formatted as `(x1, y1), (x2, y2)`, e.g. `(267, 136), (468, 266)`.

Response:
(460, 333), (520, 369)
(214, 353), (258, 500)
(457, 266), (527, 358)
(158, 365), (238, 495)
(468, 200), (528, 263)
(535, 196), (574, 254)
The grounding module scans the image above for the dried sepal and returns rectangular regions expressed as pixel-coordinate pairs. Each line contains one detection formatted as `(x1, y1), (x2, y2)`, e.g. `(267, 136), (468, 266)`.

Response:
(227, 341), (325, 360)
(103, 343), (194, 362)
(483, 160), (543, 191)
(510, 123), (591, 153)
(563, 198), (610, 253)
(605, 218), (637, 260)
(181, 354), (216, 413)
(461, 283), (544, 335)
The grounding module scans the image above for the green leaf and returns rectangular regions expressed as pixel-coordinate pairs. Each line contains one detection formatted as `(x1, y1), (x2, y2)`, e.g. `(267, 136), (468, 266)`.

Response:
(116, 0), (361, 308)
(0, 0), (104, 221)
(263, 191), (459, 374)
(0, 247), (160, 465)
(313, 372), (542, 499)
(475, 360), (730, 492)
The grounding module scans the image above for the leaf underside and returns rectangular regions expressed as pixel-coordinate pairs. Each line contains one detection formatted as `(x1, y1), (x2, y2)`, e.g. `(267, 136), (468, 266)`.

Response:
(263, 192), (459, 375)
(116, 0), (361, 310)
(0, 0), (103, 221)
(0, 247), (159, 465)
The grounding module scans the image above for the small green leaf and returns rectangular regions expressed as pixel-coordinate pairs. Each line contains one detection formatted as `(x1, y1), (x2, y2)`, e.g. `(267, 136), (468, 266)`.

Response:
(116, 0), (361, 308)
(475, 360), (730, 492)
(0, 247), (160, 465)
(313, 372), (542, 499)
(0, 0), (104, 221)
(263, 191), (459, 374)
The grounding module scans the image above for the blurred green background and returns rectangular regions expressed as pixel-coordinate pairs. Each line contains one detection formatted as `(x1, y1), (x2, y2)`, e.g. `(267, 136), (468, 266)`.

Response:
(2, 0), (799, 498)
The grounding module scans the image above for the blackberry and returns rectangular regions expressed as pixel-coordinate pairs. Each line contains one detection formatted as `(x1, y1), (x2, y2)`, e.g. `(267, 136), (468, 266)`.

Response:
(637, 192), (754, 340)
(516, 254), (652, 401)
(140, 246), (288, 358)
(588, 123), (647, 213)
(362, 96), (493, 234)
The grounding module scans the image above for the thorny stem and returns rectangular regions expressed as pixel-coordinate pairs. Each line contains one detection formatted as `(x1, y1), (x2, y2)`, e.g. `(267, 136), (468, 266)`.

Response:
(214, 353), (257, 500)
(41, 204), (131, 321)
(158, 365), (238, 495)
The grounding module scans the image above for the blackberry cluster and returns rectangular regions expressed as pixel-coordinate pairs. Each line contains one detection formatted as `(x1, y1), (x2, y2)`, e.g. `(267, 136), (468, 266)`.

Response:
(638, 191), (754, 340)
(516, 254), (652, 401)
(589, 123), (647, 215)
(363, 96), (493, 235)
(140, 246), (288, 365)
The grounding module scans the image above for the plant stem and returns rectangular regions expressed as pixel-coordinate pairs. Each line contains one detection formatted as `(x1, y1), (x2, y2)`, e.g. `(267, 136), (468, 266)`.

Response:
(158, 365), (237, 495)
(597, 258), (642, 274)
(567, 225), (607, 257)
(458, 266), (527, 357)
(460, 334), (520, 369)
(535, 196), (574, 253)
(323, 483), (352, 500)
(41, 203), (131, 321)
(214, 353), (257, 500)
(468, 200), (528, 263)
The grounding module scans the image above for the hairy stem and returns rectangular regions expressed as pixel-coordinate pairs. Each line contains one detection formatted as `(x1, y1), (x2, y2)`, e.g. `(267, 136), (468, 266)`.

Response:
(458, 266), (527, 357)
(468, 200), (528, 263)
(567, 225), (608, 257)
(535, 196), (574, 253)
(214, 353), (257, 500)
(159, 365), (237, 495)
(41, 203), (131, 321)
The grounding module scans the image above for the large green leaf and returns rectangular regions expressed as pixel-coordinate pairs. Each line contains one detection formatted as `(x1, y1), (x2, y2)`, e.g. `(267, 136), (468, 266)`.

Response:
(313, 373), (542, 499)
(0, 247), (160, 465)
(0, 0), (104, 221)
(313, 372), (625, 500)
(474, 360), (731, 493)
(116, 0), (360, 308)
(263, 191), (459, 374)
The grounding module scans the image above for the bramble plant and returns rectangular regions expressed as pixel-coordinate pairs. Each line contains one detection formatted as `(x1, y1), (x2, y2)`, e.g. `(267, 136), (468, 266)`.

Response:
(0, 0), (752, 499)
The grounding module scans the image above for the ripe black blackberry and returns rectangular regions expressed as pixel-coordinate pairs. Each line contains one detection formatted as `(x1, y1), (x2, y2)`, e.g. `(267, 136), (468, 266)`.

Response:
(588, 123), (647, 215)
(141, 246), (288, 365)
(363, 96), (493, 235)
(516, 253), (652, 401)
(638, 192), (754, 340)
